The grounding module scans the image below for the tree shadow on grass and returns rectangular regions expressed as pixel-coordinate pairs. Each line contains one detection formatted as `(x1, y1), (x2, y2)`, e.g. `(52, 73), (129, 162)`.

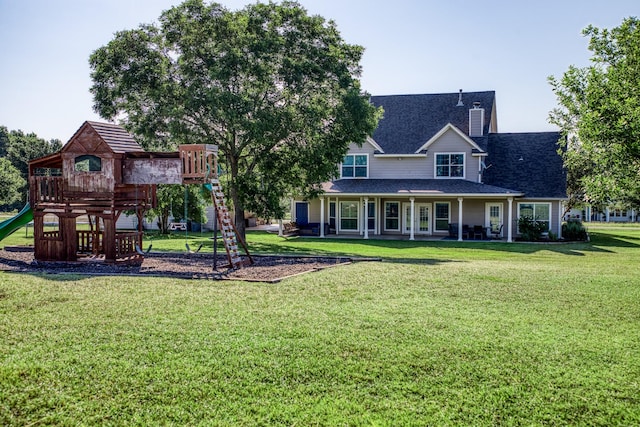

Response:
(247, 230), (640, 260)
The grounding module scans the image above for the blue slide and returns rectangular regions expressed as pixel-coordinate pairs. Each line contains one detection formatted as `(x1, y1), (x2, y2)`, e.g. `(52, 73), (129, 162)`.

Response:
(0, 203), (33, 242)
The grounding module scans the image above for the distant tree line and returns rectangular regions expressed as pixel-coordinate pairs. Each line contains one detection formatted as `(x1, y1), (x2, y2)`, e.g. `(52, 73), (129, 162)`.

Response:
(0, 126), (62, 210)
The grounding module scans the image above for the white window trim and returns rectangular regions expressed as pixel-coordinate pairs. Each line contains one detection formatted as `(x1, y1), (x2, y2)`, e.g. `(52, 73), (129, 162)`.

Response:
(340, 153), (369, 179)
(384, 201), (401, 232)
(434, 152), (465, 179)
(339, 201), (360, 232)
(434, 201), (451, 232)
(517, 202), (552, 233)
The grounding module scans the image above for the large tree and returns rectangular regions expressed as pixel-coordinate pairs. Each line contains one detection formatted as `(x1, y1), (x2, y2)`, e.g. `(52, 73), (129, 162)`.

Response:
(549, 17), (640, 208)
(89, 0), (380, 238)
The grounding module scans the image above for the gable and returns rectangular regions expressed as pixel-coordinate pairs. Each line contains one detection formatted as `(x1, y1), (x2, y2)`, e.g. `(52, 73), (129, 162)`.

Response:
(61, 122), (113, 156)
(415, 124), (484, 153)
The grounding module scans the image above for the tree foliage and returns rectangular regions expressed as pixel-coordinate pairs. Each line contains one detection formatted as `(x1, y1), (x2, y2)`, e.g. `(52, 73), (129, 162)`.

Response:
(0, 126), (9, 158)
(0, 158), (25, 207)
(549, 17), (640, 208)
(0, 127), (61, 209)
(89, 0), (380, 237)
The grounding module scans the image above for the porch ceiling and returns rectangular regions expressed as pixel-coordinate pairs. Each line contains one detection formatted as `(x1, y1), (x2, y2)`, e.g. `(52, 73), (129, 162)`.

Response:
(321, 179), (523, 197)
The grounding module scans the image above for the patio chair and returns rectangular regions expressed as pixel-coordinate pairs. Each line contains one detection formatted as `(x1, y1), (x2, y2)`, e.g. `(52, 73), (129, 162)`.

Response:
(490, 224), (504, 239)
(461, 224), (471, 240)
(448, 223), (459, 239)
(473, 225), (485, 240)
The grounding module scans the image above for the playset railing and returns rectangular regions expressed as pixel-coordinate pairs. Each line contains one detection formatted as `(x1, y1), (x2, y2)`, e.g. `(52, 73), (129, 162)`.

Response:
(30, 176), (64, 204)
(114, 231), (143, 261)
(179, 144), (217, 183)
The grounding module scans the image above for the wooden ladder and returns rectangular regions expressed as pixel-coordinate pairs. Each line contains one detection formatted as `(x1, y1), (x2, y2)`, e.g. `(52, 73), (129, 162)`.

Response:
(208, 179), (252, 268)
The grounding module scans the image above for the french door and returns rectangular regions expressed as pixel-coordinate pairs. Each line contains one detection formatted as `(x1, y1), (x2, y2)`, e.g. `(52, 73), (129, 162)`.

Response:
(403, 203), (431, 235)
(485, 203), (503, 236)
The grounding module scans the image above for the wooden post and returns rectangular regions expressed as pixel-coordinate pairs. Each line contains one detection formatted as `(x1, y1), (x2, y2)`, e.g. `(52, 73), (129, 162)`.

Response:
(103, 216), (116, 262)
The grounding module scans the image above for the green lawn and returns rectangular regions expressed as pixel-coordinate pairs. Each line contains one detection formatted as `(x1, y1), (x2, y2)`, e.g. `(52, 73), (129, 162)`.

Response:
(1, 224), (639, 425)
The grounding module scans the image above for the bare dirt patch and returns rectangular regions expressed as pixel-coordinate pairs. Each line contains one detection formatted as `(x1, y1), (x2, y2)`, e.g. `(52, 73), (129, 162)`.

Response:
(0, 248), (351, 282)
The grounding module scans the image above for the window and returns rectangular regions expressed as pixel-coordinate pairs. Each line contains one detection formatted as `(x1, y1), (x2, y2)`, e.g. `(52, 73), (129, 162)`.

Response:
(74, 155), (102, 172)
(340, 201), (359, 231)
(435, 153), (464, 178)
(384, 201), (400, 231)
(612, 209), (627, 218)
(434, 202), (450, 231)
(341, 154), (368, 178)
(518, 203), (551, 232)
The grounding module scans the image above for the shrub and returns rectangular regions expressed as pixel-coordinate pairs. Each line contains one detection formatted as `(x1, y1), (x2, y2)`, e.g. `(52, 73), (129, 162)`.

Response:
(518, 216), (549, 241)
(562, 220), (588, 241)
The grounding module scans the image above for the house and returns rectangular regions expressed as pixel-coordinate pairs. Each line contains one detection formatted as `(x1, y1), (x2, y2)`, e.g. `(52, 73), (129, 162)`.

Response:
(291, 90), (567, 241)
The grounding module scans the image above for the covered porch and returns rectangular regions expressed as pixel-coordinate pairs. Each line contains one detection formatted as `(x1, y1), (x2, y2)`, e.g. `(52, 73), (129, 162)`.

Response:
(289, 179), (552, 242)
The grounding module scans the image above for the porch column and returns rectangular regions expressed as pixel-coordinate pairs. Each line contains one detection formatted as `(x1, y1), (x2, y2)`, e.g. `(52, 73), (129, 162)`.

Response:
(558, 200), (563, 239)
(336, 197), (339, 235)
(507, 197), (513, 242)
(606, 207), (610, 222)
(319, 197), (325, 238)
(409, 197), (415, 241)
(457, 197), (463, 242)
(375, 197), (379, 235)
(363, 197), (369, 239)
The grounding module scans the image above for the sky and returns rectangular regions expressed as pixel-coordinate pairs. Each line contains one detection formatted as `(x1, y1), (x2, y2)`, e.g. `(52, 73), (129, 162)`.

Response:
(0, 0), (638, 142)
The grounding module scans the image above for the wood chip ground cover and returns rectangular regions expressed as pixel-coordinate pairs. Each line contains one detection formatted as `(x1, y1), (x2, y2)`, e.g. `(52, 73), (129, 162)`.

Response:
(0, 248), (351, 282)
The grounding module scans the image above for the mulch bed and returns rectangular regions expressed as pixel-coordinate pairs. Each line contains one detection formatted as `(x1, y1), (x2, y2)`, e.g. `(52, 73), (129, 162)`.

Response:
(0, 247), (352, 283)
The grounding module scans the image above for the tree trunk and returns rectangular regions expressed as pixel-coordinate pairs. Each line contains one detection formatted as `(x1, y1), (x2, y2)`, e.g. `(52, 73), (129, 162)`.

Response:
(231, 189), (246, 241)
(158, 208), (170, 234)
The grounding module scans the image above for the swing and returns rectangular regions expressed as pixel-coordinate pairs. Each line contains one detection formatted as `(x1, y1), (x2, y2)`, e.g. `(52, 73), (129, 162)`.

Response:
(182, 185), (203, 253)
(135, 244), (153, 256)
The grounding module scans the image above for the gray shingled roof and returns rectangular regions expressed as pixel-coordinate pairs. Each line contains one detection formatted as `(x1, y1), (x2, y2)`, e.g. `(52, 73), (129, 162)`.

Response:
(483, 132), (566, 198)
(370, 91), (495, 154)
(322, 179), (522, 196)
(81, 121), (144, 154)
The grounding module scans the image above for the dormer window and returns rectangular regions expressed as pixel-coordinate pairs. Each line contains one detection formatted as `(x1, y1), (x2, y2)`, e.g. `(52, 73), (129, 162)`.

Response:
(435, 153), (464, 178)
(341, 154), (368, 178)
(74, 155), (102, 172)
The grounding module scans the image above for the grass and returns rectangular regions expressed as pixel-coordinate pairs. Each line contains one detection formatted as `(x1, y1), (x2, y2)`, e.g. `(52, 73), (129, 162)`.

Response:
(1, 223), (640, 425)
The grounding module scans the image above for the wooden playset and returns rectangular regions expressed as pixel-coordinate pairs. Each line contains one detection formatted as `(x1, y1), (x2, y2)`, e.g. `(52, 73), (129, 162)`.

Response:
(28, 121), (249, 268)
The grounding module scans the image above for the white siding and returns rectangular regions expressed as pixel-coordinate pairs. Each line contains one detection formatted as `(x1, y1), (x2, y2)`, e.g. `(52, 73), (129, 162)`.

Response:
(425, 129), (477, 180)
(344, 129), (478, 180)
(370, 157), (429, 179)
